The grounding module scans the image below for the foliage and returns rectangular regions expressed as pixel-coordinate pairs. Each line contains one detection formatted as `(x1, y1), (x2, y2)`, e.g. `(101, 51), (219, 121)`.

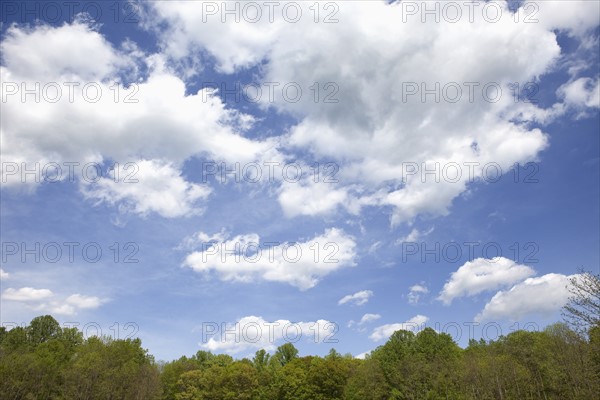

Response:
(1, 315), (599, 399)
(0, 315), (160, 400)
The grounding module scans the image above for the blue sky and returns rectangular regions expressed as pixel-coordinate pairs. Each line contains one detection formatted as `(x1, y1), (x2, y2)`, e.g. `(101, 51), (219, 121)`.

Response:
(1, 0), (599, 361)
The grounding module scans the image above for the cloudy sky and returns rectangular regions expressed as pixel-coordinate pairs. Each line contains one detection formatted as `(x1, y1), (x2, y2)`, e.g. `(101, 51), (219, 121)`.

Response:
(1, 0), (599, 361)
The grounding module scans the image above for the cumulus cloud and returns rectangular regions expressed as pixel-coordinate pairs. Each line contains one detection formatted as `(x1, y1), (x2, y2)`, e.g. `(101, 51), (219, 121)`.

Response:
(370, 315), (429, 342)
(0, 20), (281, 217)
(475, 273), (575, 322)
(2, 287), (106, 316)
(0, 18), (137, 81)
(2, 287), (53, 301)
(177, 229), (229, 251)
(183, 228), (356, 290)
(200, 315), (337, 354)
(408, 283), (429, 305)
(557, 77), (600, 117)
(144, 1), (600, 225)
(338, 290), (373, 306)
(80, 159), (212, 218)
(65, 294), (104, 309)
(4, 2), (599, 225)
(42, 294), (106, 316)
(145, 0), (562, 224)
(0, 21), (269, 167)
(534, 1), (600, 36)
(438, 257), (536, 305)
(348, 313), (380, 330)
(277, 179), (355, 218)
(358, 313), (381, 326)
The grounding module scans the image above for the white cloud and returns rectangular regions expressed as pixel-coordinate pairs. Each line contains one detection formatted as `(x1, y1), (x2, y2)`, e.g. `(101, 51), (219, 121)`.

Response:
(0, 268), (9, 280)
(278, 179), (354, 218)
(2, 287), (105, 316)
(46, 303), (77, 316)
(2, 287), (53, 301)
(0, 18), (136, 81)
(0, 20), (282, 217)
(146, 1), (599, 225)
(535, 1), (600, 36)
(358, 313), (381, 326)
(4, 2), (598, 225)
(81, 159), (211, 218)
(475, 273), (574, 322)
(177, 229), (229, 251)
(5, 2), (596, 224)
(65, 294), (104, 309)
(398, 229), (420, 243)
(40, 294), (105, 316)
(149, 0), (559, 225)
(438, 257), (536, 305)
(397, 227), (434, 244)
(355, 351), (369, 359)
(370, 315), (429, 342)
(408, 283), (429, 305)
(142, 1), (287, 74)
(557, 77), (600, 111)
(148, 1), (599, 75)
(338, 290), (373, 306)
(184, 228), (356, 290)
(200, 315), (337, 354)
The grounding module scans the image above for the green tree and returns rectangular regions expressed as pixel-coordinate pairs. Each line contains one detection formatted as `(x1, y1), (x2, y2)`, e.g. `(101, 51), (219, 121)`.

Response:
(0, 317), (73, 399)
(160, 355), (203, 400)
(1, 326), (28, 351)
(174, 361), (258, 400)
(253, 349), (271, 370)
(174, 369), (204, 400)
(221, 361), (259, 399)
(252, 349), (274, 398)
(271, 357), (312, 400)
(370, 329), (416, 395)
(344, 355), (389, 400)
(273, 342), (299, 366)
(62, 336), (160, 399)
(589, 325), (600, 383)
(306, 355), (350, 399)
(27, 315), (61, 345)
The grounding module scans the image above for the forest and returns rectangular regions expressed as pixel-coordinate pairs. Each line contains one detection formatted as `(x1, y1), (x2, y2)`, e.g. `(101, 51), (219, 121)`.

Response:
(1, 273), (598, 399)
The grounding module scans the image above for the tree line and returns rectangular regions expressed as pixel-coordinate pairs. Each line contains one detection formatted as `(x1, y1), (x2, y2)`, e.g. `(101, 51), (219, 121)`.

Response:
(1, 272), (598, 399)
